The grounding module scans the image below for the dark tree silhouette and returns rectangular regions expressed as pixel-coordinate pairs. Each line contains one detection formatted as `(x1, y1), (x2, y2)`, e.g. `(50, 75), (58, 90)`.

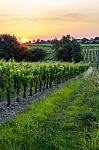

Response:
(0, 34), (27, 61)
(26, 48), (46, 62)
(52, 35), (83, 62)
(81, 38), (89, 44)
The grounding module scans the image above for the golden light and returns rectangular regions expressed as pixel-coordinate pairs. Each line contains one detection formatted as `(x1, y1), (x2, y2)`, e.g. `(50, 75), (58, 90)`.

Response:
(21, 38), (27, 43)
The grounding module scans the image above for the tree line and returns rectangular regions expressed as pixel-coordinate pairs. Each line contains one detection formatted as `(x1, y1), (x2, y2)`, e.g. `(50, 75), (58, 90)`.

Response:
(0, 34), (83, 62)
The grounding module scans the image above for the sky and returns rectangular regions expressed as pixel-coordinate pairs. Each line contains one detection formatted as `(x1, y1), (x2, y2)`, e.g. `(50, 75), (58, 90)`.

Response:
(0, 0), (99, 41)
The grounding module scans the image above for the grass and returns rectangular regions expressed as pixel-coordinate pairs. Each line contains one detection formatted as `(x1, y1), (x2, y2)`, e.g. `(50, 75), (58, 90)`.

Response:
(0, 73), (99, 150)
(26, 44), (52, 50)
(0, 77), (82, 150)
(81, 44), (99, 47)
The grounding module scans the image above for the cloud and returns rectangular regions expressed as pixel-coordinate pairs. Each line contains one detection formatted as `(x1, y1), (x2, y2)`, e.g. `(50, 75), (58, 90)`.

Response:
(29, 13), (85, 22)
(0, 12), (11, 17)
(13, 17), (63, 22)
(0, 10), (99, 24)
(0, 11), (18, 19)
(63, 13), (85, 21)
(11, 13), (85, 23)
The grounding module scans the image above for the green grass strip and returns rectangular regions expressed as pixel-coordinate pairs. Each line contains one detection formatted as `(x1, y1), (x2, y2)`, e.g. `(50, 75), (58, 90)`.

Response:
(0, 75), (99, 150)
(0, 77), (82, 150)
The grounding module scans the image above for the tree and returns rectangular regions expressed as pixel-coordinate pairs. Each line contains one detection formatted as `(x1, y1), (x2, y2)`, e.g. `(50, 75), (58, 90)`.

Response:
(52, 38), (60, 51)
(0, 34), (26, 61)
(81, 38), (89, 44)
(16, 46), (27, 61)
(71, 39), (83, 62)
(26, 48), (46, 62)
(52, 35), (83, 62)
(94, 37), (99, 44)
(36, 39), (41, 44)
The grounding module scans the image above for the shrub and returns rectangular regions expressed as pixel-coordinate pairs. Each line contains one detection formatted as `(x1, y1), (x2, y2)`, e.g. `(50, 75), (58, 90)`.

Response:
(26, 48), (46, 62)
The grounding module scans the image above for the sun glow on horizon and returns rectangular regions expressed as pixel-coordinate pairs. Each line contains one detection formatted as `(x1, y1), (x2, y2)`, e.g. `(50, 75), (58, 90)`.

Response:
(21, 38), (27, 43)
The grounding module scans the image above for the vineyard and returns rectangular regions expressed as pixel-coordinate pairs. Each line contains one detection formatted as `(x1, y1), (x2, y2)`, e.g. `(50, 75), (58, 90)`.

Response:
(83, 49), (99, 63)
(0, 60), (89, 106)
(0, 44), (99, 150)
(0, 67), (99, 150)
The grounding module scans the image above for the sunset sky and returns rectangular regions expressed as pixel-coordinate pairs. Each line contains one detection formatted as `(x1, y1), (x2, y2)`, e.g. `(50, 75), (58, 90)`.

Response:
(0, 0), (99, 41)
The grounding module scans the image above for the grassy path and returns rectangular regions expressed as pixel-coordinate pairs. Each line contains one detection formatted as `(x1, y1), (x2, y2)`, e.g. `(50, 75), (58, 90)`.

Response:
(0, 75), (99, 150)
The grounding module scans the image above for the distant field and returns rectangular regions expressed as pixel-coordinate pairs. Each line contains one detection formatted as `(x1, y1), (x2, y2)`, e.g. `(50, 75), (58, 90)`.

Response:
(26, 44), (54, 60)
(26, 44), (52, 51)
(27, 44), (52, 49)
(81, 44), (99, 49)
(26, 43), (99, 63)
(27, 43), (99, 49)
